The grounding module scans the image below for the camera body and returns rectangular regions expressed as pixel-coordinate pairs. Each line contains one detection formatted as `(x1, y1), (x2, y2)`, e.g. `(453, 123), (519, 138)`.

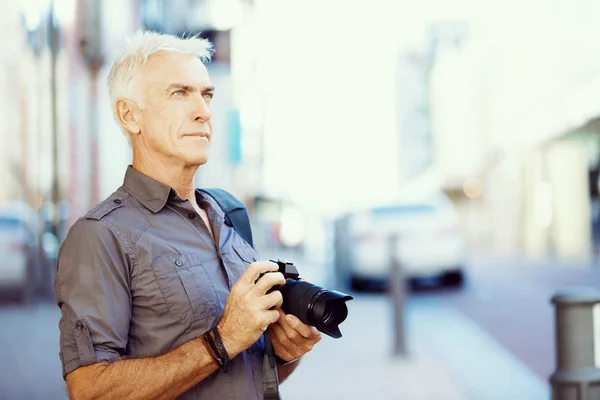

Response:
(260, 260), (301, 293)
(258, 259), (352, 339)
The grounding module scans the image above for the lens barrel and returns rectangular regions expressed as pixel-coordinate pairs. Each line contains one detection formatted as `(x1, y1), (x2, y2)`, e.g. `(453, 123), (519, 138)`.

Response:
(280, 280), (352, 339)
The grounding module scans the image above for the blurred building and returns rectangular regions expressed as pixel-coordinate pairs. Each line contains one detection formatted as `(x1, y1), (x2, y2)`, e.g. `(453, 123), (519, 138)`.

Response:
(0, 1), (60, 208)
(0, 2), (30, 205)
(232, 0), (406, 214)
(427, 0), (600, 261)
(0, 0), (251, 235)
(0, 0), (75, 239)
(7, 0), (600, 264)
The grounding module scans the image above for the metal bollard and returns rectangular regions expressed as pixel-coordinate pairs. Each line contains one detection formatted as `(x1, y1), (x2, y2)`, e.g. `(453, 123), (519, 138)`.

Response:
(550, 288), (600, 400)
(389, 234), (407, 357)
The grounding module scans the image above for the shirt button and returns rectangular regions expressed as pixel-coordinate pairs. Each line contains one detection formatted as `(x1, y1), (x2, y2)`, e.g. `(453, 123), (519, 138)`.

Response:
(169, 191), (176, 198)
(174, 259), (184, 267)
(114, 199), (121, 204)
(188, 213), (196, 219)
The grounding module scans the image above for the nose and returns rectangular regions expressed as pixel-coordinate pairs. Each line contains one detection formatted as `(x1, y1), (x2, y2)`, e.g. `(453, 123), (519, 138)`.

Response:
(191, 94), (211, 122)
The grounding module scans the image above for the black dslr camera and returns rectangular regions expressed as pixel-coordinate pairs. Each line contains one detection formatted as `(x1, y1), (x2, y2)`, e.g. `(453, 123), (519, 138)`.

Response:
(259, 259), (353, 339)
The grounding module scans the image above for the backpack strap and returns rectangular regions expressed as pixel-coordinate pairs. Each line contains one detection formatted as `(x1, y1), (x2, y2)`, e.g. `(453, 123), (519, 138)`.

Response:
(200, 188), (281, 400)
(199, 188), (254, 248)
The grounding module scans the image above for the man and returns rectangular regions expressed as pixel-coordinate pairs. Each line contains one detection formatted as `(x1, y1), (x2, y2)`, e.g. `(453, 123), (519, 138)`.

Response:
(54, 31), (322, 400)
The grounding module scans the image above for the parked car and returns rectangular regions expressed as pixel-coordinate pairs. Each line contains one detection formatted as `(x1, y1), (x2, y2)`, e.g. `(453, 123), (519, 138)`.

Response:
(0, 204), (38, 302)
(335, 192), (467, 290)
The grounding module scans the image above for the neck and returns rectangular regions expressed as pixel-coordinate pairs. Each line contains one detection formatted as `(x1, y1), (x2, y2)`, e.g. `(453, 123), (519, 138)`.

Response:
(132, 151), (199, 204)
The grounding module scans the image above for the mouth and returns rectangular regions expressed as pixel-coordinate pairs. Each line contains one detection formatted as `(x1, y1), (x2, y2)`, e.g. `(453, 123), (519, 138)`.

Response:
(183, 132), (210, 139)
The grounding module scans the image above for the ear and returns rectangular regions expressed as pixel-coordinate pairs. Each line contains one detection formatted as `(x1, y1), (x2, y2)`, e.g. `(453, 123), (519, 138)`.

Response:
(115, 99), (141, 135)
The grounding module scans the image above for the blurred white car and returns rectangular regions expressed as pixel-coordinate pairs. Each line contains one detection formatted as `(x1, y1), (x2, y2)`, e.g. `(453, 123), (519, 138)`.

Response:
(341, 193), (466, 289)
(0, 203), (37, 301)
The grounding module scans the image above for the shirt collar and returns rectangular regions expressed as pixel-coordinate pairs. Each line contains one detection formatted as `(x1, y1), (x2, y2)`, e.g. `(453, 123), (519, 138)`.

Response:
(122, 166), (174, 213)
(196, 190), (225, 219)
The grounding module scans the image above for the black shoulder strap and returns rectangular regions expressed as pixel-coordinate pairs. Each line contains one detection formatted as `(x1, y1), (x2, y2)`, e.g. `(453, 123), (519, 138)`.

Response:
(199, 188), (280, 400)
(199, 188), (254, 248)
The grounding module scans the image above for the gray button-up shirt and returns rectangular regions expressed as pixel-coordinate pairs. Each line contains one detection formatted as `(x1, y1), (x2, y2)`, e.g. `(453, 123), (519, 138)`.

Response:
(55, 166), (265, 399)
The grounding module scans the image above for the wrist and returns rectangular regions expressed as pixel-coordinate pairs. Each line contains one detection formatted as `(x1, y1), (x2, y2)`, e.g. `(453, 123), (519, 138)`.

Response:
(201, 326), (232, 372)
(276, 355), (301, 367)
(216, 322), (241, 359)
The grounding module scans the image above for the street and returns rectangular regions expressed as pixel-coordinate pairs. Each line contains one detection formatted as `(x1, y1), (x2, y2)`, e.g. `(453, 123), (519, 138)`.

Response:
(0, 302), (66, 400)
(0, 258), (598, 399)
(421, 257), (600, 382)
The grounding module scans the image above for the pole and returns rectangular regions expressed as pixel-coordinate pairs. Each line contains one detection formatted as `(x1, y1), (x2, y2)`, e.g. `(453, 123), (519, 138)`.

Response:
(49, 1), (61, 239)
(78, 0), (104, 207)
(550, 288), (600, 399)
(89, 65), (100, 205)
(389, 234), (407, 357)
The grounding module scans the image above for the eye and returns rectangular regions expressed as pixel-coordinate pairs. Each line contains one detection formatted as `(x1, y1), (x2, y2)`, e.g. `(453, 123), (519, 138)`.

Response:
(203, 93), (214, 100)
(173, 90), (185, 96)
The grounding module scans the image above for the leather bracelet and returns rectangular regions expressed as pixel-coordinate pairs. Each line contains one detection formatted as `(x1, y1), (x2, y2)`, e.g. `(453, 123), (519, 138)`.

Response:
(212, 328), (230, 371)
(202, 327), (230, 373)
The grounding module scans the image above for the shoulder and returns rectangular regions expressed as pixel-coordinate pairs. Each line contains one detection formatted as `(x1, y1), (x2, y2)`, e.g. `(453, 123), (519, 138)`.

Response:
(58, 210), (130, 277)
(62, 189), (131, 252)
(84, 189), (130, 221)
(61, 216), (121, 256)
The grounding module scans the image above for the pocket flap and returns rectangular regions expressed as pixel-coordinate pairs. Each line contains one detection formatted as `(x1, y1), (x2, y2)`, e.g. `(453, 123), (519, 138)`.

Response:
(233, 244), (257, 264)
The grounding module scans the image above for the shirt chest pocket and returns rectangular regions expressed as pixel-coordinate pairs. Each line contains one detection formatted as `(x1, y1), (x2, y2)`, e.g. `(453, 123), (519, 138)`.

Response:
(229, 242), (258, 282)
(150, 252), (218, 324)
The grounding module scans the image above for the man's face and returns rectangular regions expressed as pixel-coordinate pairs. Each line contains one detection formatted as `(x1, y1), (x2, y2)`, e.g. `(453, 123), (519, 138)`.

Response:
(135, 51), (214, 166)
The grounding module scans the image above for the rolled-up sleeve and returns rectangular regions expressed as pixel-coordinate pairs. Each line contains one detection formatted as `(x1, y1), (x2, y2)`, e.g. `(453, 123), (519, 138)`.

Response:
(54, 218), (132, 379)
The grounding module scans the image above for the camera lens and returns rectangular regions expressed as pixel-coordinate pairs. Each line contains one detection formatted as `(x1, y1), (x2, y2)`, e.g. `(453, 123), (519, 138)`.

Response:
(280, 280), (352, 339)
(322, 308), (334, 325)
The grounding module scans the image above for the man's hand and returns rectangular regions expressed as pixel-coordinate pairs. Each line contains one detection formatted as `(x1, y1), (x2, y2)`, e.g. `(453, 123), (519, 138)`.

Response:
(268, 309), (322, 362)
(218, 261), (286, 356)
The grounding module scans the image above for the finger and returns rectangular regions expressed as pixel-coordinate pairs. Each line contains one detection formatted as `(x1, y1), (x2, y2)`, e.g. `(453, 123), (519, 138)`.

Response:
(269, 322), (301, 355)
(268, 326), (295, 361)
(241, 261), (278, 286)
(275, 310), (303, 343)
(309, 327), (323, 344)
(277, 308), (286, 321)
(261, 290), (283, 310)
(266, 309), (280, 325)
(254, 272), (285, 295)
(284, 314), (314, 339)
(258, 310), (280, 332)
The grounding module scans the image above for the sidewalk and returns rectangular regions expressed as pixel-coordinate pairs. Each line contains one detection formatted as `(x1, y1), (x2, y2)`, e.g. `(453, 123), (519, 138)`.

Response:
(279, 295), (469, 400)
